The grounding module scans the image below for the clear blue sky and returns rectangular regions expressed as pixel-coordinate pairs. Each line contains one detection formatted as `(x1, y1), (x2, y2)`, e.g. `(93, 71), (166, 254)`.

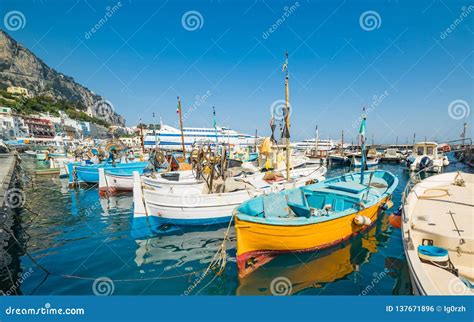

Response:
(1, 0), (473, 143)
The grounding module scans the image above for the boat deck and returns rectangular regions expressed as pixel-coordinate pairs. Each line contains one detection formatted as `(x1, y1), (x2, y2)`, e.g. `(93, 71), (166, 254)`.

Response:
(411, 175), (473, 248)
(406, 172), (474, 294)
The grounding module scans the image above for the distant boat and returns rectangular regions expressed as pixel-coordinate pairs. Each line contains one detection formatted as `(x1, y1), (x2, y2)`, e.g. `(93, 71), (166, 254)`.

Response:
(328, 153), (350, 166)
(351, 155), (379, 168)
(234, 170), (398, 276)
(402, 171), (473, 295)
(98, 168), (199, 195)
(380, 148), (403, 163)
(405, 142), (449, 173)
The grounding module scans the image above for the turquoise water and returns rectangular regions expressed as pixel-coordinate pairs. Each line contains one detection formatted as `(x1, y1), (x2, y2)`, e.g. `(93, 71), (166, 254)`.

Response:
(1, 158), (472, 295)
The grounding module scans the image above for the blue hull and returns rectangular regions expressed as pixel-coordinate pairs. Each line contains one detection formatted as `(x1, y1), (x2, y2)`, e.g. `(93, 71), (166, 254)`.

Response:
(68, 162), (149, 184)
(132, 215), (230, 238)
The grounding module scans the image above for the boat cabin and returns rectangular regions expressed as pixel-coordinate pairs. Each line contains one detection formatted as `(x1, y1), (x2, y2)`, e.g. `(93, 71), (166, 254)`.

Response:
(413, 142), (439, 157)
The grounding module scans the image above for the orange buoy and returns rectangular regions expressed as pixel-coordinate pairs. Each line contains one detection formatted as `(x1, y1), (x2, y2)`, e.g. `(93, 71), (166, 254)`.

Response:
(389, 214), (401, 229)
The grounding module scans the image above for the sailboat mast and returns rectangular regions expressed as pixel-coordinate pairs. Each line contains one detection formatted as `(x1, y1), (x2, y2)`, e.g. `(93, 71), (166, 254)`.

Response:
(212, 106), (218, 153)
(139, 118), (145, 153)
(284, 52), (291, 181)
(177, 96), (186, 159)
(341, 130), (344, 156)
(315, 125), (319, 155)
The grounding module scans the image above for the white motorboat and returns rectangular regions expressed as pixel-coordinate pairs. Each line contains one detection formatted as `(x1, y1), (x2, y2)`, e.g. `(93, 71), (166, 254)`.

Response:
(406, 142), (449, 173)
(402, 171), (473, 295)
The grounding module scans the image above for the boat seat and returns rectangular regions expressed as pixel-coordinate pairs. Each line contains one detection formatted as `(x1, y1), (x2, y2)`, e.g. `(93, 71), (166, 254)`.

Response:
(263, 193), (290, 218)
(287, 189), (311, 218)
(327, 182), (366, 194)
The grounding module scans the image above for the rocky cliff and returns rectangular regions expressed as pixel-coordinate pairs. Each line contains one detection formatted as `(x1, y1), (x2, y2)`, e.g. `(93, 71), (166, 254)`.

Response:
(0, 30), (125, 126)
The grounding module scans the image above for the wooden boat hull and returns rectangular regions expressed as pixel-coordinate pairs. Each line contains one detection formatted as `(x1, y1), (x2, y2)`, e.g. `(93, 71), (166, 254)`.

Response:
(133, 167), (327, 234)
(98, 169), (201, 196)
(235, 197), (388, 277)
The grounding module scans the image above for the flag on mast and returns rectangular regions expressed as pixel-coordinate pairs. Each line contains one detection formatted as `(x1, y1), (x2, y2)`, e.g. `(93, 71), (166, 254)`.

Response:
(212, 106), (217, 129)
(176, 103), (181, 114)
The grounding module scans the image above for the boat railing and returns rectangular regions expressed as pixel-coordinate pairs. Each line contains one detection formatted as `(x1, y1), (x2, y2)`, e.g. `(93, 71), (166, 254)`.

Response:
(401, 164), (440, 223)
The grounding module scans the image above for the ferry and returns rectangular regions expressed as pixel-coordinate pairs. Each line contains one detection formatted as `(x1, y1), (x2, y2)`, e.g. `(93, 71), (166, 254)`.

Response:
(143, 125), (256, 151)
(294, 139), (339, 152)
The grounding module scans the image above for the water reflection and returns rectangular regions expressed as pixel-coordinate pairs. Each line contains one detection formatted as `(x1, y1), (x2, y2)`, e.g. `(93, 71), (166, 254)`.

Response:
(237, 226), (378, 295)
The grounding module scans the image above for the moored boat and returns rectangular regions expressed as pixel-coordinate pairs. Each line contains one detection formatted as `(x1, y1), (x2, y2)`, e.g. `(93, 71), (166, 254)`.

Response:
(402, 171), (473, 295)
(405, 142), (449, 173)
(351, 155), (379, 168)
(132, 166), (327, 233)
(233, 169), (398, 276)
(98, 168), (200, 195)
(67, 161), (150, 185)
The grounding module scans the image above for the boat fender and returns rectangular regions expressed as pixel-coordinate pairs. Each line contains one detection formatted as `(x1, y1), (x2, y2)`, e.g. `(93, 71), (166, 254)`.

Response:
(388, 214), (401, 229)
(323, 204), (332, 214)
(354, 215), (371, 226)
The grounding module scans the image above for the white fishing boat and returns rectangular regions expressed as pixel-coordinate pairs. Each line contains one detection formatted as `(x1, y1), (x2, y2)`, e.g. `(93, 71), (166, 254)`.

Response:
(351, 155), (379, 168)
(98, 168), (201, 195)
(402, 171), (473, 295)
(405, 142), (449, 173)
(133, 166), (327, 229)
(380, 148), (403, 163)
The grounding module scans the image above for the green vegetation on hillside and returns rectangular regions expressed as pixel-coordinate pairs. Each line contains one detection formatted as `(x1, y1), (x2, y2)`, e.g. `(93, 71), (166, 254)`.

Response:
(0, 90), (110, 127)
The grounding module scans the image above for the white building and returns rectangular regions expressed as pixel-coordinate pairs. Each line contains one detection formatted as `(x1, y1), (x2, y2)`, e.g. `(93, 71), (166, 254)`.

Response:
(0, 107), (29, 140)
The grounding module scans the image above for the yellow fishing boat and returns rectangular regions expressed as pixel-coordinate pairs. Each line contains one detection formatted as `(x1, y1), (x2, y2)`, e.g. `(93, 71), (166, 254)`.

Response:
(234, 169), (398, 277)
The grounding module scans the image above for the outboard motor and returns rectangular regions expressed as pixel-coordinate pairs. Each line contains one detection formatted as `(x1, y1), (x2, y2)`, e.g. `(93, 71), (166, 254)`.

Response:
(406, 155), (415, 167)
(419, 156), (431, 169)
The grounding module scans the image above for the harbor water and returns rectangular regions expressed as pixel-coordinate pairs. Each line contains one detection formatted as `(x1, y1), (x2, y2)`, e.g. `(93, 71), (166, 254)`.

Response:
(2, 158), (472, 295)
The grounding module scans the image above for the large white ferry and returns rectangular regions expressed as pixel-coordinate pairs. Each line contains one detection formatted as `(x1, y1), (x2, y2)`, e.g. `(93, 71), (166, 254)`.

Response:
(143, 124), (256, 151)
(294, 139), (339, 152)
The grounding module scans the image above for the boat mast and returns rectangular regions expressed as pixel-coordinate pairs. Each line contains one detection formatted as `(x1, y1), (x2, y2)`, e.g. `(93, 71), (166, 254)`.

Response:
(254, 129), (258, 152)
(152, 112), (157, 148)
(341, 130), (344, 156)
(177, 96), (186, 159)
(139, 118), (145, 153)
(315, 125), (319, 156)
(461, 122), (467, 148)
(212, 106), (218, 153)
(359, 108), (367, 184)
(283, 52), (291, 181)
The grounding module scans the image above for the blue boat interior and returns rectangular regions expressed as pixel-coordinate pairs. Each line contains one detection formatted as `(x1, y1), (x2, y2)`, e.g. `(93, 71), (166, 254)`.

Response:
(236, 170), (398, 226)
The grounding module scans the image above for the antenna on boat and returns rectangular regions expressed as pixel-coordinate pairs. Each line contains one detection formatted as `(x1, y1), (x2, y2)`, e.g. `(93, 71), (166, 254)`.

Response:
(282, 51), (291, 181)
(359, 107), (367, 184)
(177, 96), (186, 159)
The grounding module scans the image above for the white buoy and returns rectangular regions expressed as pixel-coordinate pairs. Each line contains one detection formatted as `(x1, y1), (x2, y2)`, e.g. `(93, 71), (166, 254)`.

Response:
(354, 215), (372, 226)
